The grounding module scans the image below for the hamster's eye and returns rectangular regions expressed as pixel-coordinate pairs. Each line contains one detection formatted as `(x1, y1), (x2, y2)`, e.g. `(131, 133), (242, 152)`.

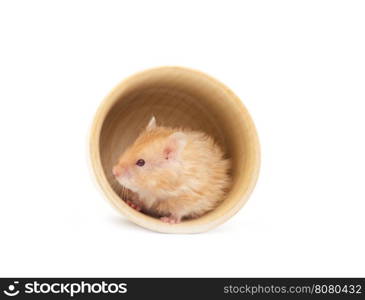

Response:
(136, 159), (145, 167)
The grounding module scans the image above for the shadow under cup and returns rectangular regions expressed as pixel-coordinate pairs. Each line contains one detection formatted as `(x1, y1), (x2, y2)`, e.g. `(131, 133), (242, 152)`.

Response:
(90, 67), (260, 233)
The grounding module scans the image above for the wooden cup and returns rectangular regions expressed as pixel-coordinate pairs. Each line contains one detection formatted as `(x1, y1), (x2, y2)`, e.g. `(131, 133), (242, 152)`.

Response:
(90, 66), (260, 233)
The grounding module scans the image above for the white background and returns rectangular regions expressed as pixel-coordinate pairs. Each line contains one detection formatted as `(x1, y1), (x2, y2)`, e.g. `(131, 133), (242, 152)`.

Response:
(0, 0), (364, 277)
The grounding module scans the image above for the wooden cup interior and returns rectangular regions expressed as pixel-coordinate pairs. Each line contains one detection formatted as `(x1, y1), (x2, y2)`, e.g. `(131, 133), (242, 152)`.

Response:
(91, 67), (260, 233)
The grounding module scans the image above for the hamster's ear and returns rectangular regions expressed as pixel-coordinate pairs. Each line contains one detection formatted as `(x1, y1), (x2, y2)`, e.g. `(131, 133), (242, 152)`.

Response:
(164, 132), (187, 160)
(146, 116), (157, 131)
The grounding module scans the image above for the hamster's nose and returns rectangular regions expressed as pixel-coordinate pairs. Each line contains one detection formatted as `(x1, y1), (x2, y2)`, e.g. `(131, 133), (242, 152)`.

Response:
(112, 165), (122, 177)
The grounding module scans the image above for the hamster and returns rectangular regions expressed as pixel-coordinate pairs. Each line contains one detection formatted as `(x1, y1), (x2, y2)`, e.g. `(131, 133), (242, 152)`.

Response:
(112, 116), (231, 224)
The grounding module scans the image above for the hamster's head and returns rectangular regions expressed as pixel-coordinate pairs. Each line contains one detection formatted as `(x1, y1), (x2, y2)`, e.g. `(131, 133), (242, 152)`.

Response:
(112, 117), (187, 194)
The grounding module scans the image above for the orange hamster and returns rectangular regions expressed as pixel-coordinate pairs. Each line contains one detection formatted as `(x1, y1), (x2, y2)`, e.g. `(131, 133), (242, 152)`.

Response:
(112, 116), (231, 224)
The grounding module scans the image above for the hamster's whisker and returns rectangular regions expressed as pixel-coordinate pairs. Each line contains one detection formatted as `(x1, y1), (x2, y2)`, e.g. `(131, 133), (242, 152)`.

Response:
(121, 186), (126, 200)
(120, 186), (124, 200)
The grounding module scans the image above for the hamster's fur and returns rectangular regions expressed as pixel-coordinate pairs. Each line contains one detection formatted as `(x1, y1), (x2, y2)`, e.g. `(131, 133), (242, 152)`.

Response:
(112, 116), (231, 224)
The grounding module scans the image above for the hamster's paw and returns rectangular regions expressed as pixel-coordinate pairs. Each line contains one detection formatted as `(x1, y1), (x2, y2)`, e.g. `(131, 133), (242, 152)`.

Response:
(125, 199), (141, 211)
(160, 216), (181, 224)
